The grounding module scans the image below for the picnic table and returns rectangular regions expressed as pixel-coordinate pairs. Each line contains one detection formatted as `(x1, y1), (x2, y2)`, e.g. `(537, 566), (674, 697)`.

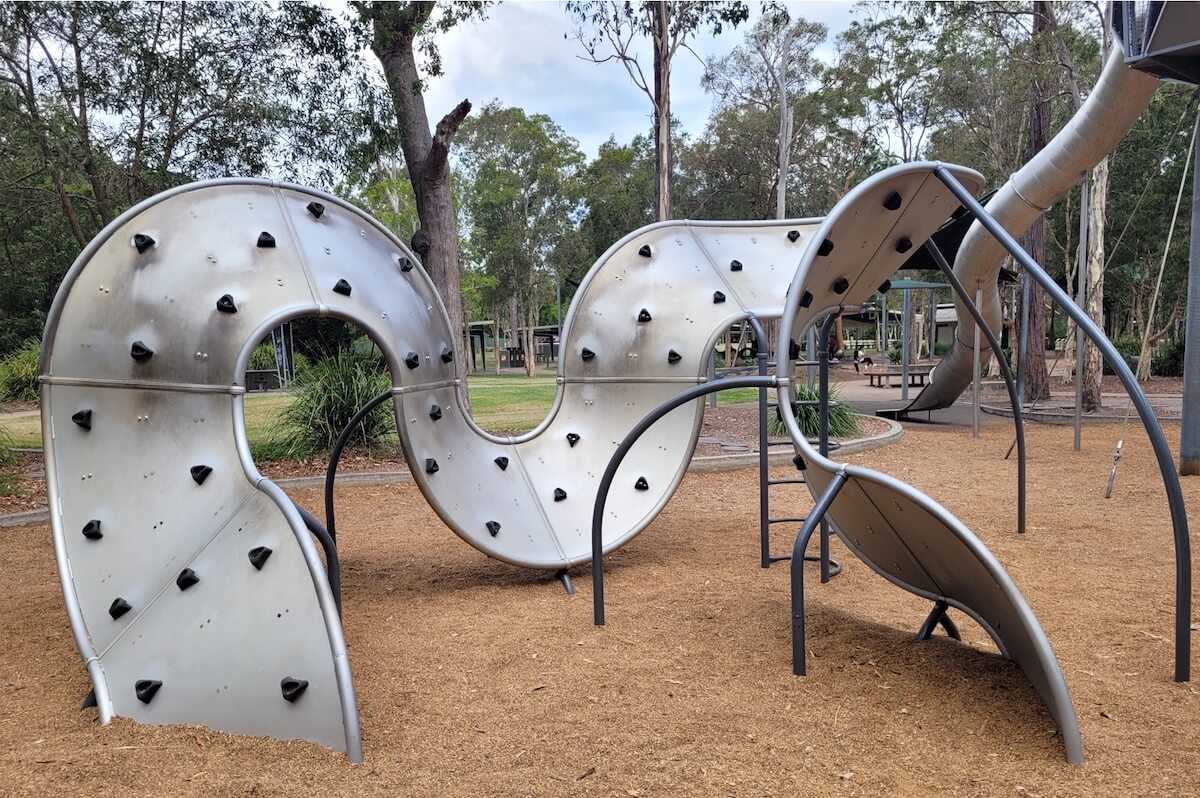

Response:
(864, 364), (934, 388)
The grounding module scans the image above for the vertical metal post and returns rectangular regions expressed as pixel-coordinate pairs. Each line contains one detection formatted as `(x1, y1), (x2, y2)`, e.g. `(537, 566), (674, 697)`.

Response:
(1018, 271), (1031, 409)
(1181, 120), (1200, 475)
(791, 471), (848, 675)
(708, 351), (718, 408)
(928, 288), (937, 359)
(750, 315), (772, 569)
(901, 288), (912, 400)
(805, 328), (816, 387)
(817, 314), (837, 583)
(972, 288), (982, 437)
(1074, 178), (1090, 452)
(555, 275), (563, 366)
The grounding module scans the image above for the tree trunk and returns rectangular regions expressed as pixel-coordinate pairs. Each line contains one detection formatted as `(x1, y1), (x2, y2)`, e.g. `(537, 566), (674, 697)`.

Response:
(775, 27), (794, 219)
(1081, 156), (1108, 410)
(1020, 1), (1054, 402)
(651, 3), (672, 221)
(370, 3), (469, 385)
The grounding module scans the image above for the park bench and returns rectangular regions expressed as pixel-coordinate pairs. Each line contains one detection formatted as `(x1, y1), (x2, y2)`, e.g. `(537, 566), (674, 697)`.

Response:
(864, 364), (934, 388)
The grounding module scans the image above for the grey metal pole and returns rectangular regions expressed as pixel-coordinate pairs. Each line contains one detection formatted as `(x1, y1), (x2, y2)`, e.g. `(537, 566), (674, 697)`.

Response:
(556, 275), (563, 366)
(708, 351), (718, 408)
(935, 165), (1192, 682)
(805, 328), (816, 387)
(790, 471), (848, 675)
(972, 288), (982, 438)
(1074, 178), (1090, 452)
(926, 242), (1027, 534)
(1181, 120), (1200, 475)
(1018, 270), (1031, 410)
(928, 288), (937, 360)
(901, 288), (912, 401)
(748, 314), (772, 569)
(817, 313), (838, 582)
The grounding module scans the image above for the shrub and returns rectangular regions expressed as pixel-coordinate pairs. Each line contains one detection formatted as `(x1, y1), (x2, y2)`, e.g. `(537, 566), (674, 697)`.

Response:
(0, 339), (41, 402)
(0, 425), (17, 495)
(1104, 335), (1143, 376)
(767, 382), (861, 440)
(271, 347), (394, 457)
(1152, 336), (1186, 377)
(248, 339), (277, 370)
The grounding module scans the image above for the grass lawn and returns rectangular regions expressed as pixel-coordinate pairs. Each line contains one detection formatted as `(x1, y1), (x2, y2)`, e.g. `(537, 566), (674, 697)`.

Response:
(0, 373), (762, 452)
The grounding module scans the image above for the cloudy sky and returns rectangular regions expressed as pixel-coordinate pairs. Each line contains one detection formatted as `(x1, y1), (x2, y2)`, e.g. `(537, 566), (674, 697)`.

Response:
(419, 1), (859, 158)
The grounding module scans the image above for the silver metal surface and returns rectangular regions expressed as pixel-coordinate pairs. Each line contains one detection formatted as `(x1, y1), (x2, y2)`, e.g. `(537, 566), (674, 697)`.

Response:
(774, 162), (1084, 763)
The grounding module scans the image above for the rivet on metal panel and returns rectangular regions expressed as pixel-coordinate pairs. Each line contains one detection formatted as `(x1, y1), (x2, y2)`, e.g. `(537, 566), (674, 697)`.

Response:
(256, 231), (276, 248)
(713, 291), (726, 304)
(554, 488), (567, 502)
(895, 237), (913, 254)
(248, 546), (273, 570)
(135, 680), (162, 704)
(638, 244), (652, 258)
(429, 404), (442, 421)
(878, 280), (892, 294)
(216, 294), (237, 314)
(440, 346), (454, 363)
(638, 308), (652, 323)
(405, 352), (420, 369)
(799, 290), (813, 308)
(130, 341), (154, 362)
(566, 433), (580, 447)
(425, 458), (439, 474)
(333, 279), (352, 296)
(190, 465), (213, 485)
(72, 409), (92, 430)
(634, 476), (649, 491)
(109, 598), (132, 620)
(398, 257), (414, 272)
(817, 239), (834, 257)
(832, 277), (850, 295)
(494, 456), (509, 470)
(883, 191), (903, 210)
(281, 677), (309, 703)
(133, 233), (156, 254)
(730, 259), (743, 272)
(306, 201), (325, 219)
(581, 347), (596, 362)
(176, 568), (200, 591)
(486, 520), (501, 537)
(787, 230), (801, 243)
(82, 519), (102, 540)
(668, 349), (682, 364)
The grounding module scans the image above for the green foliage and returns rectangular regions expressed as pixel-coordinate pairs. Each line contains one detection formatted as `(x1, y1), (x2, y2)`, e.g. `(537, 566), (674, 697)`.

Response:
(934, 341), (953, 356)
(1151, 336), (1186, 378)
(0, 339), (41, 402)
(767, 382), (860, 440)
(1103, 336), (1143, 376)
(0, 424), (17, 495)
(272, 348), (394, 457)
(249, 340), (278, 371)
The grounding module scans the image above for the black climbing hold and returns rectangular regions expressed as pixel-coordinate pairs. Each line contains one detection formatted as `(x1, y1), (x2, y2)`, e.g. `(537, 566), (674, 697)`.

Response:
(72, 409), (92, 430)
(713, 291), (726, 304)
(817, 239), (834, 257)
(730, 259), (743, 272)
(190, 465), (212, 485)
(494, 456), (509, 471)
(581, 347), (595, 362)
(216, 294), (238, 314)
(306, 201), (325, 219)
(895, 236), (913, 254)
(398, 257), (414, 272)
(405, 352), (420, 369)
(135, 679), (162, 704)
(793, 454), (807, 471)
(566, 433), (580, 447)
(787, 230), (801, 243)
(638, 244), (652, 258)
(333, 278), (352, 296)
(882, 191), (902, 211)
(832, 277), (850, 295)
(130, 341), (154, 362)
(109, 598), (132, 620)
(82, 519), (102, 540)
(81, 689), (97, 710)
(176, 568), (199, 591)
(429, 404), (442, 421)
(257, 231), (276, 248)
(878, 280), (892, 294)
(440, 345), (454, 363)
(667, 349), (682, 364)
(425, 458), (439, 475)
(554, 488), (567, 502)
(799, 290), (813, 309)
(789, 339), (801, 360)
(248, 546), (273, 571)
(634, 476), (649, 491)
(133, 233), (156, 254)
(638, 308), (652, 323)
(486, 520), (501, 537)
(281, 677), (309, 703)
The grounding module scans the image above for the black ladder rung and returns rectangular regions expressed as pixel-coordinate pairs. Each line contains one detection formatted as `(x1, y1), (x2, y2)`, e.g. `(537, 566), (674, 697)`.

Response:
(768, 516), (808, 525)
(767, 478), (806, 486)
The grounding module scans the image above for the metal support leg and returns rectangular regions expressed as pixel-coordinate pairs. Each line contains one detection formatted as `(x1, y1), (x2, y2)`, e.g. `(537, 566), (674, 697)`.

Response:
(818, 314), (839, 583)
(555, 569), (575, 596)
(791, 471), (848, 676)
(916, 599), (961, 642)
(749, 314), (772, 569)
(325, 388), (394, 543)
(936, 165), (1192, 682)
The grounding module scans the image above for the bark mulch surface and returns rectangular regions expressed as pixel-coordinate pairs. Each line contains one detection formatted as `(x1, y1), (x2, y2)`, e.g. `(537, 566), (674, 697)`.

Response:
(2, 422), (1199, 796)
